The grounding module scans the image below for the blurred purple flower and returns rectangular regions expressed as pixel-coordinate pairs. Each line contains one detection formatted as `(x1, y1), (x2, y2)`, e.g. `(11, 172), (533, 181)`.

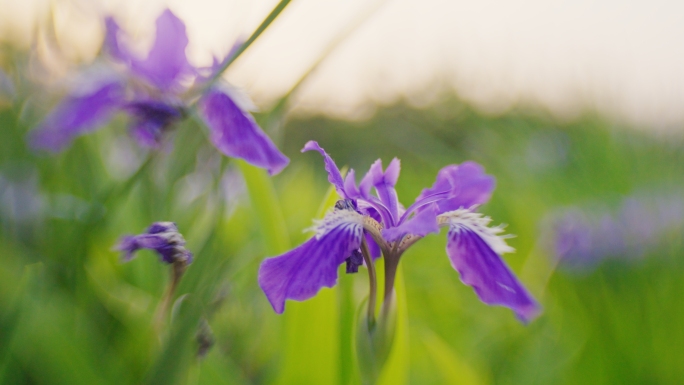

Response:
(29, 9), (288, 174)
(117, 221), (192, 265)
(125, 100), (184, 148)
(547, 192), (684, 271)
(258, 141), (540, 322)
(0, 68), (15, 104)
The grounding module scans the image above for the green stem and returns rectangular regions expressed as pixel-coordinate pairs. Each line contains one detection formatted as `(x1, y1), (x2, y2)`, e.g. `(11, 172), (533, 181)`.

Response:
(101, 154), (155, 208)
(154, 260), (187, 332)
(200, 0), (293, 92)
(77, 154), (154, 231)
(381, 253), (399, 319)
(360, 238), (377, 330)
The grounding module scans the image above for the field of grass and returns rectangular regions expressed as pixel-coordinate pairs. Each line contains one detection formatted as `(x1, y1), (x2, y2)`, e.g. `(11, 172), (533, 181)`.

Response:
(1, 87), (683, 384)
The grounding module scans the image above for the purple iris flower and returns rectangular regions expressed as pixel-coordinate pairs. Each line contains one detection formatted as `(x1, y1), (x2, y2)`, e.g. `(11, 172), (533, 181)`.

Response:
(548, 192), (684, 271)
(117, 221), (193, 265)
(259, 141), (541, 322)
(29, 9), (288, 175)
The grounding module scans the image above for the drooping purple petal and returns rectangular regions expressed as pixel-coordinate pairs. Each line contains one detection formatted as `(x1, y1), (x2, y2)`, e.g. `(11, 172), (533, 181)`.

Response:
(258, 223), (363, 313)
(30, 81), (125, 152)
(125, 100), (182, 148)
(417, 162), (495, 214)
(446, 226), (540, 322)
(382, 204), (439, 242)
(302, 141), (347, 198)
(199, 89), (289, 175)
(128, 10), (195, 90)
(117, 235), (142, 261)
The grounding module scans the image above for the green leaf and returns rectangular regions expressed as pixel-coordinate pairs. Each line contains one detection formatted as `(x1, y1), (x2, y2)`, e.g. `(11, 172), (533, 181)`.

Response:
(338, 272), (358, 385)
(276, 184), (342, 385)
(237, 160), (290, 255)
(421, 330), (488, 385)
(143, 295), (202, 385)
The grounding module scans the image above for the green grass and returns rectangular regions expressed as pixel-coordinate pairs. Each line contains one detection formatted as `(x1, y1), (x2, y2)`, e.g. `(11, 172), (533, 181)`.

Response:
(1, 91), (683, 384)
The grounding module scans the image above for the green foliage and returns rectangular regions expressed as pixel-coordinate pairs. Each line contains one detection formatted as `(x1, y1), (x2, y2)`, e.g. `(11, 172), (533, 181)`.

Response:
(2, 90), (684, 385)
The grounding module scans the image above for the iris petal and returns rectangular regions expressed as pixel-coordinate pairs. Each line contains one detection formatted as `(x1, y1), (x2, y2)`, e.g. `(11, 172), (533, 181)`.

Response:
(418, 162), (495, 214)
(104, 17), (131, 63)
(383, 204), (439, 242)
(129, 10), (195, 90)
(199, 90), (289, 175)
(125, 101), (182, 148)
(446, 226), (540, 322)
(343, 169), (360, 199)
(359, 158), (401, 222)
(302, 141), (347, 198)
(30, 81), (124, 152)
(258, 217), (363, 313)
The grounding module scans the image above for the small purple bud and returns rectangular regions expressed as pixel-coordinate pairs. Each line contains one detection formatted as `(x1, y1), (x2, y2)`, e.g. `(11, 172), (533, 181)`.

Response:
(116, 221), (192, 265)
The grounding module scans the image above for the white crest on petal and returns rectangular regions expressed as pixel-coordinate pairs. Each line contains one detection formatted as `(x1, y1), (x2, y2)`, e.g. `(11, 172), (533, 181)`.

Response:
(438, 208), (515, 254)
(307, 209), (364, 240)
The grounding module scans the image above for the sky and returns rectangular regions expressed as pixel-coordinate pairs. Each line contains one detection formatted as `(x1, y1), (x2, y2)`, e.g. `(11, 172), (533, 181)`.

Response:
(1, 0), (684, 129)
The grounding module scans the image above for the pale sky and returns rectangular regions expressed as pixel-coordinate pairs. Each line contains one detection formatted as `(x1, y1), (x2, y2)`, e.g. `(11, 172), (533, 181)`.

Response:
(2, 0), (684, 129)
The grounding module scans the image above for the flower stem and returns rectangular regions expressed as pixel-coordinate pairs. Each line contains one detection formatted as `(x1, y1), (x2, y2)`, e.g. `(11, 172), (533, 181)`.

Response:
(381, 242), (401, 318)
(154, 260), (187, 331)
(381, 255), (399, 319)
(103, 154), (155, 206)
(202, 0), (292, 90)
(360, 238), (377, 330)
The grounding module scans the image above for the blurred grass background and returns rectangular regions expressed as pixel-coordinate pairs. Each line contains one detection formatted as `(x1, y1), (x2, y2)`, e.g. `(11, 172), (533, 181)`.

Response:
(1, 57), (684, 385)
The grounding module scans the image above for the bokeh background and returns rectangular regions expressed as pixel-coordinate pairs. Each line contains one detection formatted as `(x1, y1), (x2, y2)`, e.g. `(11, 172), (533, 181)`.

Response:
(1, 0), (684, 384)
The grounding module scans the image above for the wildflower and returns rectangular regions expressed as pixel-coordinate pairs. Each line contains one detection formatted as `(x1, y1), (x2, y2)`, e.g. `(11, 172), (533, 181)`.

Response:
(29, 9), (288, 175)
(0, 68), (15, 105)
(547, 192), (684, 271)
(117, 221), (192, 265)
(118, 221), (194, 329)
(259, 141), (540, 322)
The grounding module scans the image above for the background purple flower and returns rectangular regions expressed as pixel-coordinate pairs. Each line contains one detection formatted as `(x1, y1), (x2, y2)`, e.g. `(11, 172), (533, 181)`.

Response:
(28, 9), (289, 174)
(545, 191), (684, 271)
